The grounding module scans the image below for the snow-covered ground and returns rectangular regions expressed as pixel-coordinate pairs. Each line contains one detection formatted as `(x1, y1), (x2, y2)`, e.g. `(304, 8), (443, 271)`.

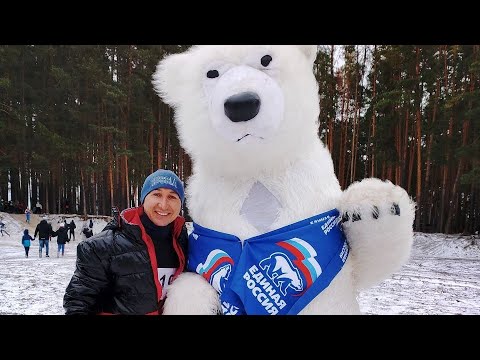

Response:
(1, 211), (479, 315)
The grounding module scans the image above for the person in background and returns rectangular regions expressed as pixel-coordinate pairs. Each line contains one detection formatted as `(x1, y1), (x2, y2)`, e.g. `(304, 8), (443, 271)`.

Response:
(35, 201), (42, 214)
(89, 218), (93, 229)
(21, 229), (34, 258)
(34, 216), (53, 258)
(64, 169), (188, 315)
(82, 225), (94, 239)
(0, 219), (9, 236)
(52, 223), (69, 257)
(69, 220), (76, 241)
(25, 208), (31, 224)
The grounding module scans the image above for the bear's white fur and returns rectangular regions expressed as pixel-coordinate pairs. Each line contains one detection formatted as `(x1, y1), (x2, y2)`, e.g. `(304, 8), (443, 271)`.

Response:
(153, 45), (415, 314)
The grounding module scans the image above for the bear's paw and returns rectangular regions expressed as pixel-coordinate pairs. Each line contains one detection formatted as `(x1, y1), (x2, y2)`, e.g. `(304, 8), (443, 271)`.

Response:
(162, 272), (221, 315)
(338, 178), (415, 290)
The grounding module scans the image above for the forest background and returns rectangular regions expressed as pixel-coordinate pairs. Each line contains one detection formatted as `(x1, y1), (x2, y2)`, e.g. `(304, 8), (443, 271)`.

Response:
(0, 45), (478, 234)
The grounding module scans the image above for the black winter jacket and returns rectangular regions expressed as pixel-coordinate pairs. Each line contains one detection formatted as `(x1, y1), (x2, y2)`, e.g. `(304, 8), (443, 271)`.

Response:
(34, 220), (53, 239)
(63, 207), (188, 315)
(52, 226), (69, 244)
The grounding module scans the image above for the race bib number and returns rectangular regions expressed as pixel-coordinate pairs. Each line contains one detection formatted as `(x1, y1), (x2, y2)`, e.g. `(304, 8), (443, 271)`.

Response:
(157, 268), (176, 299)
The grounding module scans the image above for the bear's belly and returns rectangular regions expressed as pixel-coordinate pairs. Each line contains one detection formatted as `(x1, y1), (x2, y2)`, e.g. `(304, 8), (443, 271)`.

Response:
(239, 181), (281, 234)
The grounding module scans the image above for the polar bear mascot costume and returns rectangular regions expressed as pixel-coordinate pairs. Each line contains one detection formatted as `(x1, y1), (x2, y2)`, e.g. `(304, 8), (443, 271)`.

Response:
(152, 45), (415, 315)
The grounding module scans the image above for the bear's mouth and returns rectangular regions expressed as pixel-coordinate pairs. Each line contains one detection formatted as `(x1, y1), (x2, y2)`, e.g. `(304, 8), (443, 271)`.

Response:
(236, 134), (264, 142)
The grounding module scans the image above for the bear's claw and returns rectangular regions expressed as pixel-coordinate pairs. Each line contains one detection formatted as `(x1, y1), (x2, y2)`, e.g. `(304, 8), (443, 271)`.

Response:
(342, 202), (400, 224)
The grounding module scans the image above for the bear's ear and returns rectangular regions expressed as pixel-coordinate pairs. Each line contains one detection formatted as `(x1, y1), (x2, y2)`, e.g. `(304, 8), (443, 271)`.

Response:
(296, 45), (318, 64)
(152, 52), (190, 106)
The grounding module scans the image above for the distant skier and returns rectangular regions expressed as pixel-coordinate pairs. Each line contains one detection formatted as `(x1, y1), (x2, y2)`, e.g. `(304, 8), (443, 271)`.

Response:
(0, 220), (9, 236)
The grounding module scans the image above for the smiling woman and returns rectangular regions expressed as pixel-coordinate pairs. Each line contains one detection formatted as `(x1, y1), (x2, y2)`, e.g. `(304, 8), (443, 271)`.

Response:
(140, 169), (185, 227)
(63, 168), (189, 315)
(143, 188), (182, 227)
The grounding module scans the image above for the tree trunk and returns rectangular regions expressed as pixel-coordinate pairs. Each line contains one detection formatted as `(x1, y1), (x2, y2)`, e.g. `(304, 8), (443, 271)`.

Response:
(157, 100), (165, 169)
(80, 167), (87, 216)
(440, 46), (455, 232)
(445, 59), (475, 232)
(327, 45), (335, 154)
(349, 46), (361, 184)
(338, 77), (347, 189)
(124, 149), (130, 208)
(414, 47), (422, 230)
(105, 129), (114, 210)
(149, 122), (154, 173)
(395, 120), (401, 185)
(423, 47), (442, 230)
(370, 45), (377, 178)
(407, 128), (415, 195)
(402, 108), (410, 188)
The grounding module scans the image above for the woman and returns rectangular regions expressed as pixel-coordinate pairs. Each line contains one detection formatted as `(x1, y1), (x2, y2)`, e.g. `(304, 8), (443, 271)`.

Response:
(52, 223), (69, 257)
(63, 169), (188, 315)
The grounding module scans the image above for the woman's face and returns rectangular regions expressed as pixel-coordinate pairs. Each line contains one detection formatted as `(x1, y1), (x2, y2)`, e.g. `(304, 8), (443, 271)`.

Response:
(143, 188), (181, 227)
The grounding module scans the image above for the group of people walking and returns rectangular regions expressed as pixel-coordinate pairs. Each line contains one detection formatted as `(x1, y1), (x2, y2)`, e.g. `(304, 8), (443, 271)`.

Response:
(20, 217), (92, 258)
(22, 217), (69, 258)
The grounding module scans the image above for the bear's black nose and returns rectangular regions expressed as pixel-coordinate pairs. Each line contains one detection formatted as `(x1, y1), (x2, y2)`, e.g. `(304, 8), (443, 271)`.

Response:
(224, 92), (261, 123)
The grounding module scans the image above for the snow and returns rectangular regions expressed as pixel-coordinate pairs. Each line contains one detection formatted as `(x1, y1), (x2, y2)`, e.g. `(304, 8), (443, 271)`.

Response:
(1, 211), (479, 315)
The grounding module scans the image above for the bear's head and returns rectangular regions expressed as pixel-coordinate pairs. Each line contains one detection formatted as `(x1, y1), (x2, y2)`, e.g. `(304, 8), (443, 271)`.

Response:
(153, 45), (320, 177)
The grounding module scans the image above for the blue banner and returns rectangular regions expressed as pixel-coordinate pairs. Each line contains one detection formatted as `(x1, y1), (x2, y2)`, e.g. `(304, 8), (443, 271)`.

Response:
(188, 209), (349, 315)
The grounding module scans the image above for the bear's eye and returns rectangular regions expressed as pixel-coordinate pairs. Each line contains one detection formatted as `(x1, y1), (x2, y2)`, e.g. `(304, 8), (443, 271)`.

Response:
(206, 70), (219, 78)
(261, 55), (272, 67)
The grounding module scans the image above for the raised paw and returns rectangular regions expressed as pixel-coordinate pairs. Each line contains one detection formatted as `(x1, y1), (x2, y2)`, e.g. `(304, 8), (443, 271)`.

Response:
(339, 178), (414, 229)
(338, 178), (416, 291)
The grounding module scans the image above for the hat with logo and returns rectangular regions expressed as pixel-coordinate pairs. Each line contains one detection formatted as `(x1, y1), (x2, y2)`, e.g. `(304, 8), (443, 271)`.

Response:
(140, 169), (185, 205)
